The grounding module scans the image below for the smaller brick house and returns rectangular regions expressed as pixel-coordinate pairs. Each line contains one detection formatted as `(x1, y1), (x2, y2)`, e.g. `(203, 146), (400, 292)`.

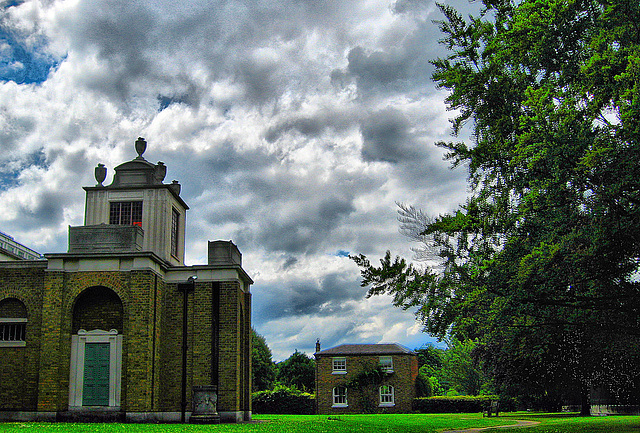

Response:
(315, 343), (418, 414)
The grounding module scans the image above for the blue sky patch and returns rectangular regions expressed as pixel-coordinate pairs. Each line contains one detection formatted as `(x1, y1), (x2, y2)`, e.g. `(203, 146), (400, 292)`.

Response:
(157, 94), (190, 111)
(0, 150), (48, 190)
(0, 26), (58, 84)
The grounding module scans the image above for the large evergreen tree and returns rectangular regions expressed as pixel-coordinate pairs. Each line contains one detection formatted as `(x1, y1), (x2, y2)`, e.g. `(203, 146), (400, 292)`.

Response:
(251, 328), (276, 392)
(276, 350), (316, 392)
(353, 0), (640, 410)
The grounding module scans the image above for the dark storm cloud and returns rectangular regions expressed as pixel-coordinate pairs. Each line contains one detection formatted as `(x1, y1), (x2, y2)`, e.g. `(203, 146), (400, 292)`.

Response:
(360, 108), (420, 163)
(18, 190), (65, 228)
(233, 58), (283, 105)
(55, 0), (355, 107)
(163, 142), (276, 195)
(265, 117), (324, 143)
(64, 1), (157, 99)
(252, 195), (356, 254)
(170, 140), (367, 257)
(347, 46), (409, 86)
(253, 270), (366, 321)
(392, 0), (431, 14)
(264, 110), (354, 143)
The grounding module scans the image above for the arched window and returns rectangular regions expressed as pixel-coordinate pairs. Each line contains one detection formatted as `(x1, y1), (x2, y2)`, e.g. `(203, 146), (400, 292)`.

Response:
(332, 386), (347, 407)
(72, 286), (123, 334)
(379, 385), (394, 406)
(0, 298), (27, 347)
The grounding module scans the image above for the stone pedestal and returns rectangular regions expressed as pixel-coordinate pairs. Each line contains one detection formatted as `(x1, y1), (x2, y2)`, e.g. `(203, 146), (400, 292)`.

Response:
(190, 385), (220, 424)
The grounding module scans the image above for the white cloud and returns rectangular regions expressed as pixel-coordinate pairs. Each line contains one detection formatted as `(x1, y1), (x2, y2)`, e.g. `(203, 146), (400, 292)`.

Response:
(0, 0), (474, 359)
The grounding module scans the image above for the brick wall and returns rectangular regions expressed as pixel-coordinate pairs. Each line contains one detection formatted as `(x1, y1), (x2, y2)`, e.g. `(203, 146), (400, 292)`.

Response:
(218, 281), (244, 413)
(316, 353), (418, 414)
(0, 263), (46, 411)
(1, 261), (251, 419)
(158, 280), (183, 411)
(158, 279), (251, 415)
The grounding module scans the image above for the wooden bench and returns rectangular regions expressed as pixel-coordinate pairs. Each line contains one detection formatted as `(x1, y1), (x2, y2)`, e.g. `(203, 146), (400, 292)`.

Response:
(483, 400), (499, 417)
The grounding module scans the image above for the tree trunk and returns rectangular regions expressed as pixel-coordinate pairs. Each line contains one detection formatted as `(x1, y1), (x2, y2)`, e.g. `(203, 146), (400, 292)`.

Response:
(580, 387), (591, 416)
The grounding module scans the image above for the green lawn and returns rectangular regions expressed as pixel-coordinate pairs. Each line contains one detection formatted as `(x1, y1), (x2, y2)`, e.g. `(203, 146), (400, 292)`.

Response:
(0, 413), (639, 433)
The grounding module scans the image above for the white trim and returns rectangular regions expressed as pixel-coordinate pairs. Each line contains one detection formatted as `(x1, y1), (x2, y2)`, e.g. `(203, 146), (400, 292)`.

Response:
(332, 386), (348, 407)
(332, 357), (346, 373)
(0, 341), (26, 347)
(0, 318), (27, 346)
(379, 384), (395, 406)
(69, 329), (122, 408)
(379, 356), (393, 373)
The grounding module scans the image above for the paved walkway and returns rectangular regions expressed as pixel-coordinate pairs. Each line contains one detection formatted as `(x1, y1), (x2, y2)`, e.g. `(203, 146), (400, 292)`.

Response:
(443, 419), (540, 433)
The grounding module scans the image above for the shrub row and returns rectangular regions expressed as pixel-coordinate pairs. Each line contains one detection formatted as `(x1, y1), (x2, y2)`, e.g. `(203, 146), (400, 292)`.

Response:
(413, 396), (499, 413)
(252, 387), (315, 414)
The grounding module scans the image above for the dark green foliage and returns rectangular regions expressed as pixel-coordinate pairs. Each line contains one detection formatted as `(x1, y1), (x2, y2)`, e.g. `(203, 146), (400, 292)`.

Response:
(345, 364), (387, 389)
(341, 365), (392, 413)
(414, 340), (490, 397)
(276, 350), (316, 392)
(412, 396), (497, 414)
(414, 344), (444, 370)
(251, 328), (276, 392)
(415, 372), (433, 398)
(251, 385), (315, 414)
(353, 0), (640, 407)
(415, 344), (443, 397)
(441, 339), (488, 396)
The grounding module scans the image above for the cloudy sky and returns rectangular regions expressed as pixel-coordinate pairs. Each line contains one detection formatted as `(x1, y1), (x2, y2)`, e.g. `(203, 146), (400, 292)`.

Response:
(1, 0), (478, 360)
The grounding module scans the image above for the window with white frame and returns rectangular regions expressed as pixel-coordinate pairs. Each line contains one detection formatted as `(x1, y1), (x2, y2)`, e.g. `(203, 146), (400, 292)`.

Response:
(333, 386), (347, 407)
(332, 357), (346, 373)
(379, 385), (394, 406)
(379, 356), (393, 372)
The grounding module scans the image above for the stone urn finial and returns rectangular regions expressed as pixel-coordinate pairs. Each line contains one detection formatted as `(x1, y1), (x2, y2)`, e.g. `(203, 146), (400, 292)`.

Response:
(135, 137), (147, 159)
(95, 163), (107, 186)
(154, 161), (167, 183)
(169, 180), (181, 195)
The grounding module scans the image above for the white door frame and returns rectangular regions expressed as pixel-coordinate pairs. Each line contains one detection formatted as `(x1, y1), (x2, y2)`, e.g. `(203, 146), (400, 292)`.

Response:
(69, 329), (122, 408)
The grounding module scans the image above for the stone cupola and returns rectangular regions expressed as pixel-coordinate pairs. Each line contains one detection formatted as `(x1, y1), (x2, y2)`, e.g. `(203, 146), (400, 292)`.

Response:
(72, 138), (189, 266)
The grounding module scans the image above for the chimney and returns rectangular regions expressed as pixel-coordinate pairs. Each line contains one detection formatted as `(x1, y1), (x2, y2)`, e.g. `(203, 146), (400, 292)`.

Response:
(315, 338), (321, 353)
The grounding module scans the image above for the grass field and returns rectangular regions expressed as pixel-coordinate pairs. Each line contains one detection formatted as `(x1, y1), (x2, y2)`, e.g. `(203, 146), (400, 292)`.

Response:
(1, 413), (639, 433)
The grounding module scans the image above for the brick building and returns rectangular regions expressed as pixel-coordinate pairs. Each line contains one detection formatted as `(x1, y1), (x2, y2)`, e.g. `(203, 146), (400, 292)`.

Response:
(0, 138), (252, 423)
(314, 343), (418, 414)
(0, 231), (43, 261)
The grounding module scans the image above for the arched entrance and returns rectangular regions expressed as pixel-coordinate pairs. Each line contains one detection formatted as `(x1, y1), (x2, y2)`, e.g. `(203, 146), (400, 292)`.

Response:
(68, 287), (123, 409)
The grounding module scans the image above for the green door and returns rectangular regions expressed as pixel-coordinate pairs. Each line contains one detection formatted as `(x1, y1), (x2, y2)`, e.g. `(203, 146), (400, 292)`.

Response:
(83, 343), (110, 406)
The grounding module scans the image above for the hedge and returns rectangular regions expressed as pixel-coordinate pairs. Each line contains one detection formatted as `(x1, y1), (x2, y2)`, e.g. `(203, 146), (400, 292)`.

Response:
(252, 387), (315, 414)
(413, 396), (498, 413)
